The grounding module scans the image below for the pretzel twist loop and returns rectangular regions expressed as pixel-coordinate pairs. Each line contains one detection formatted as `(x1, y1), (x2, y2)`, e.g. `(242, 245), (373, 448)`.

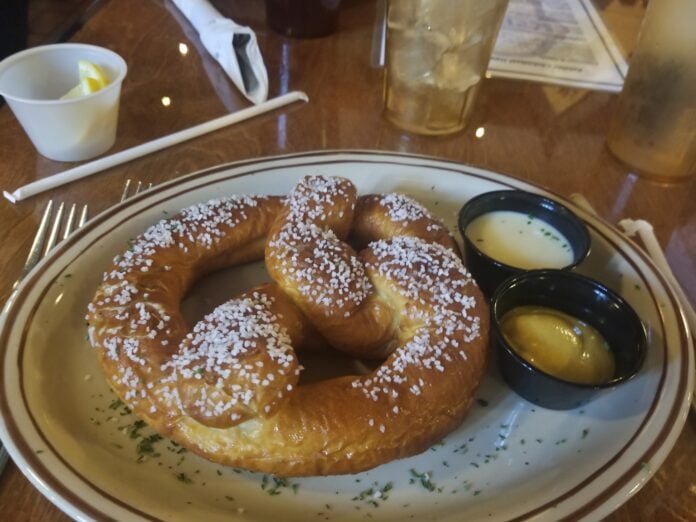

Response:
(87, 176), (487, 476)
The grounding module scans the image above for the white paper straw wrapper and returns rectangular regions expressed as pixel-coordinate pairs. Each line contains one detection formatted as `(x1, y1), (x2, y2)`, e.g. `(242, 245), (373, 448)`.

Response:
(3, 91), (308, 203)
(618, 218), (696, 338)
(570, 194), (695, 333)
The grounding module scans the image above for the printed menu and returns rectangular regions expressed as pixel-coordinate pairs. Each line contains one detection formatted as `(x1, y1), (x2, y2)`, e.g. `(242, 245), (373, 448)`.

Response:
(489, 0), (629, 92)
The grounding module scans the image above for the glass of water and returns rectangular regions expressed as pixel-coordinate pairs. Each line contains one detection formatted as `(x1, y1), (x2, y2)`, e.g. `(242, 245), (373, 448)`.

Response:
(383, 0), (509, 135)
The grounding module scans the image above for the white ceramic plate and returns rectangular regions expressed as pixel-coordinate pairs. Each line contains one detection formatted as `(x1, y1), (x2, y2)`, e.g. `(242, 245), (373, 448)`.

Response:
(0, 151), (692, 522)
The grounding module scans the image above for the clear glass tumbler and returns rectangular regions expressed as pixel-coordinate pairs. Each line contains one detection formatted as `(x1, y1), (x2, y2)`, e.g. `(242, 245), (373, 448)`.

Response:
(607, 0), (696, 182)
(383, 0), (509, 135)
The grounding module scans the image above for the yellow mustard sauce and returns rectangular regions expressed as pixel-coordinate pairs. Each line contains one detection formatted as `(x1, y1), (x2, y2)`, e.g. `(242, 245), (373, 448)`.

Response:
(500, 306), (615, 385)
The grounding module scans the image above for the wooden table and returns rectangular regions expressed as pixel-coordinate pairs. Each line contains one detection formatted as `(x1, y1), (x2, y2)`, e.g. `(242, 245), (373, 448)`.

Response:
(0, 0), (693, 520)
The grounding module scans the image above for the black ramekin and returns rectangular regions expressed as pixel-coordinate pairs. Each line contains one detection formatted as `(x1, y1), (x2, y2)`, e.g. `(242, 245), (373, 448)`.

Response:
(458, 190), (591, 297)
(490, 269), (647, 410)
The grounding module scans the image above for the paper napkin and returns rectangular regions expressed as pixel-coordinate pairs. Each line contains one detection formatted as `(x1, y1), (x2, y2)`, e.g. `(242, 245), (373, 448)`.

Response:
(172, 0), (269, 104)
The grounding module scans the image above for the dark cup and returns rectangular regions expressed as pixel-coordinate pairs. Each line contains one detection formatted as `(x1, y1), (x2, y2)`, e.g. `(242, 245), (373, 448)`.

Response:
(265, 0), (341, 38)
(458, 190), (591, 297)
(490, 270), (647, 410)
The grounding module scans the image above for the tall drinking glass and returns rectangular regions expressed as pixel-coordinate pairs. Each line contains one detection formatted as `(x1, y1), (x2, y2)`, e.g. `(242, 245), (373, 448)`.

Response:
(607, 0), (696, 182)
(383, 0), (509, 135)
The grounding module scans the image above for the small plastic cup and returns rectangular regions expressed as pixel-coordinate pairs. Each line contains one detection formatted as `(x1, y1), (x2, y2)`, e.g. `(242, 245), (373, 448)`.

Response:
(0, 43), (127, 162)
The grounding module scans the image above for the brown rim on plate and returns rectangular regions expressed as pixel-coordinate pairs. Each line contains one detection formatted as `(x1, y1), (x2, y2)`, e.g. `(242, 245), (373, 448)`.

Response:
(0, 150), (690, 521)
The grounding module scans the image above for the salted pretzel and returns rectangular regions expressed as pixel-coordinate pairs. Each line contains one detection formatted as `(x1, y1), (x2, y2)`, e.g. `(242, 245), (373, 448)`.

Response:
(87, 176), (487, 476)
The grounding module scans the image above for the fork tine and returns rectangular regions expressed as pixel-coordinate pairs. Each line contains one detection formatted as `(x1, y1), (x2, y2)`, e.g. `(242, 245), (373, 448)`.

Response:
(10, 200), (89, 298)
(14, 201), (54, 287)
(62, 203), (77, 240)
(78, 204), (89, 227)
(44, 202), (65, 255)
(121, 179), (151, 202)
(121, 179), (132, 202)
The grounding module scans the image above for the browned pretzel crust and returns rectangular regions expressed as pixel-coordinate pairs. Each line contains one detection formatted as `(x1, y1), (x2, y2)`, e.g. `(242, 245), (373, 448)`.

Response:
(87, 176), (487, 476)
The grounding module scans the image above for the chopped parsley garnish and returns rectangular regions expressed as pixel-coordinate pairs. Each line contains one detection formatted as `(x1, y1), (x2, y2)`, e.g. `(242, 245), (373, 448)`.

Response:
(352, 487), (374, 501)
(175, 472), (192, 484)
(351, 482), (393, 508)
(137, 433), (163, 457)
(267, 477), (288, 495)
(453, 443), (468, 454)
(409, 469), (435, 491)
(126, 420), (147, 439)
(259, 475), (298, 496)
(109, 399), (124, 410)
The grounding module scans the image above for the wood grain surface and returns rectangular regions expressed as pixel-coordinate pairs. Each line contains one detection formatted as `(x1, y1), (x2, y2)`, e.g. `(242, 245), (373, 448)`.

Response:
(0, 0), (693, 520)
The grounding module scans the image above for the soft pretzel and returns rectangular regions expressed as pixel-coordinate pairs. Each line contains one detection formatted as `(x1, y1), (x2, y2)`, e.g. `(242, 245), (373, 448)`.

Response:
(87, 176), (487, 476)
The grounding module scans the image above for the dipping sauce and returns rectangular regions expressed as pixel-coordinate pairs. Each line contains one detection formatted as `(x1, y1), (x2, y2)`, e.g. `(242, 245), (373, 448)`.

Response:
(465, 211), (574, 269)
(500, 306), (615, 384)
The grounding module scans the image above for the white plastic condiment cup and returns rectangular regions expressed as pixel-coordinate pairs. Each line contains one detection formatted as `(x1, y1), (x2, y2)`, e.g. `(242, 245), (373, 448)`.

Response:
(0, 43), (127, 162)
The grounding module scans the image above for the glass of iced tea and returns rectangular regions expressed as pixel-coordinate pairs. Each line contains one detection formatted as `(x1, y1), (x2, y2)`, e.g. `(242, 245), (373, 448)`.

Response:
(383, 0), (509, 135)
(607, 0), (696, 182)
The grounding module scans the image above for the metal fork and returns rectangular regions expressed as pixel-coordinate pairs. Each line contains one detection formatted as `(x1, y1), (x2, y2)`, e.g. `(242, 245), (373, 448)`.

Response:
(1, 200), (89, 320)
(0, 200), (87, 473)
(11, 201), (89, 291)
(0, 179), (151, 472)
(120, 179), (152, 202)
(4, 178), (151, 311)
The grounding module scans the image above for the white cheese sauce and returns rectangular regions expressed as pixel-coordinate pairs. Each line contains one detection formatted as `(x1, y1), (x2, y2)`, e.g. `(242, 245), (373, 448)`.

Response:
(465, 210), (574, 269)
